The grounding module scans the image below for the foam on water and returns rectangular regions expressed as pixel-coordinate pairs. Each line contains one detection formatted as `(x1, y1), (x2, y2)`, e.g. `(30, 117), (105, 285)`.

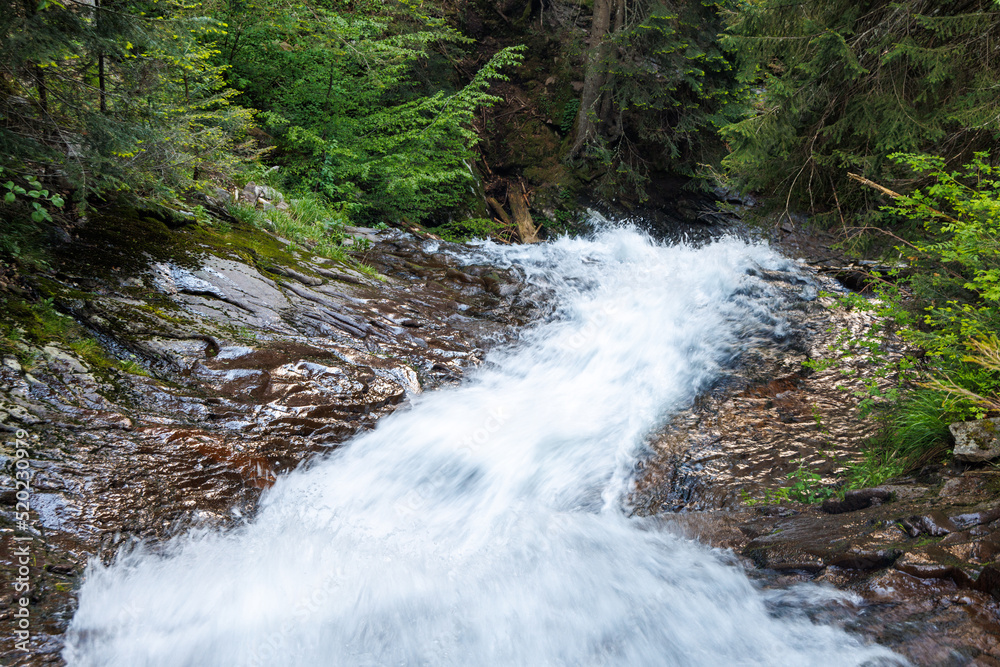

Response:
(64, 227), (899, 666)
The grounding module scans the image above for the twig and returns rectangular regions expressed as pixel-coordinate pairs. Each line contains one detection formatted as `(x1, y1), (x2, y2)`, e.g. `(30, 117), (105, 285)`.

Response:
(847, 172), (959, 224)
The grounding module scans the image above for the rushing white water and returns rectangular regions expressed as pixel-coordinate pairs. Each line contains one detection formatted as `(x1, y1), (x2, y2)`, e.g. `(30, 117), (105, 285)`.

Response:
(65, 227), (899, 666)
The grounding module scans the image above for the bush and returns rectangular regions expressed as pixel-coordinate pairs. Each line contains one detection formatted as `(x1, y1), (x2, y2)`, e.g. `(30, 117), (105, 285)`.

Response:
(832, 152), (1000, 479)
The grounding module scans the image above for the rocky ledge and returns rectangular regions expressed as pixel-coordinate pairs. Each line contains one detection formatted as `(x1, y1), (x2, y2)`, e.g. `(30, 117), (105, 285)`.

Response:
(0, 213), (537, 665)
(634, 256), (1000, 665)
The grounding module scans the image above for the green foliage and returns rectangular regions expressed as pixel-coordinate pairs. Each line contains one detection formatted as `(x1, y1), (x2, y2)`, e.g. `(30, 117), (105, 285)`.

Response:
(3, 171), (65, 223)
(212, 0), (523, 224)
(577, 0), (746, 198)
(226, 191), (349, 261)
(744, 462), (836, 505)
(878, 153), (1000, 402)
(721, 0), (1000, 215)
(822, 153), (1000, 476)
(0, 296), (145, 375)
(0, 0), (255, 211)
(846, 434), (907, 490)
(560, 99), (580, 136)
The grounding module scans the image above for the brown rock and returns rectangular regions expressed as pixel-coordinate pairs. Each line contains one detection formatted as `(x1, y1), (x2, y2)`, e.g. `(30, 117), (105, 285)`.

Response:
(821, 487), (892, 514)
(975, 564), (1000, 600)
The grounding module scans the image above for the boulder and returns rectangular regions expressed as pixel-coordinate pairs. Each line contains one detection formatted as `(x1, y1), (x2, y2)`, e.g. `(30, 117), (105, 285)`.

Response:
(821, 487), (892, 514)
(950, 417), (1000, 462)
(240, 181), (260, 206)
(207, 187), (232, 208)
(260, 185), (284, 203)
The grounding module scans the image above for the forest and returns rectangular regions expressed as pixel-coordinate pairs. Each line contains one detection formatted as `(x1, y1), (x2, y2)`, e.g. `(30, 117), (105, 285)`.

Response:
(5, 0), (1000, 490)
(6, 1), (1000, 664)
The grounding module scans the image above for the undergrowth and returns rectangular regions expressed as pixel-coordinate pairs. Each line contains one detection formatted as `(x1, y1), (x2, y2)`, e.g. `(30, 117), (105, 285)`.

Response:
(225, 191), (350, 262)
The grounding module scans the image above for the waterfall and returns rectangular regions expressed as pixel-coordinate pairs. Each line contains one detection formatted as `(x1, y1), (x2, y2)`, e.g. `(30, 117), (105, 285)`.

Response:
(64, 226), (899, 666)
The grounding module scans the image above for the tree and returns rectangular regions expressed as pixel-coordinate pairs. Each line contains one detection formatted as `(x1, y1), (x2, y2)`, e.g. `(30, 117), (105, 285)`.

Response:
(722, 0), (1000, 218)
(569, 0), (744, 197)
(210, 0), (523, 224)
(0, 0), (253, 212)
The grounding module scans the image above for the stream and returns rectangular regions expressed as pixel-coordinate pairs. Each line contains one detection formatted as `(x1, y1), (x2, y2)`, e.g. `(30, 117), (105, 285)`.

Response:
(62, 227), (899, 666)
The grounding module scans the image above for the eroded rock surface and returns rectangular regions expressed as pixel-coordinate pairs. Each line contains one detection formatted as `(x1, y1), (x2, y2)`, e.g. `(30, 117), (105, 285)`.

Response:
(0, 216), (536, 665)
(634, 263), (1000, 665)
(952, 418), (1000, 463)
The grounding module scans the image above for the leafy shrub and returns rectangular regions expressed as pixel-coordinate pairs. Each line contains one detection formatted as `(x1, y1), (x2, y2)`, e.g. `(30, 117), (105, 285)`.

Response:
(828, 152), (1000, 479)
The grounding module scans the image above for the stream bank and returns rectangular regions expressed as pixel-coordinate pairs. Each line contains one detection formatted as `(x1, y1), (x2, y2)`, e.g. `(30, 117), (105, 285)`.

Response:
(632, 223), (1000, 665)
(2, 212), (998, 665)
(0, 213), (535, 665)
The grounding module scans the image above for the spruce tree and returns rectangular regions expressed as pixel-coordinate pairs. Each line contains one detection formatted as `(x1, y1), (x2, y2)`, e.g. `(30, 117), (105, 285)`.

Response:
(0, 0), (252, 211)
(722, 0), (1000, 218)
(570, 0), (745, 199)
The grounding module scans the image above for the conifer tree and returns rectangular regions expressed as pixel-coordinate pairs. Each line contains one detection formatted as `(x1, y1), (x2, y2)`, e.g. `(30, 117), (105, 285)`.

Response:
(210, 0), (523, 224)
(0, 0), (252, 211)
(570, 0), (744, 198)
(722, 0), (1000, 217)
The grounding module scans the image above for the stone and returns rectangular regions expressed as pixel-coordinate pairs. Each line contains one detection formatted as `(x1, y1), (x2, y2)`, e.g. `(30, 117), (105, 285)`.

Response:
(42, 345), (89, 374)
(260, 185), (284, 203)
(207, 187), (232, 207)
(950, 417), (1000, 462)
(240, 181), (260, 206)
(901, 511), (957, 537)
(821, 487), (892, 514)
(268, 265), (323, 287)
(975, 564), (1000, 600)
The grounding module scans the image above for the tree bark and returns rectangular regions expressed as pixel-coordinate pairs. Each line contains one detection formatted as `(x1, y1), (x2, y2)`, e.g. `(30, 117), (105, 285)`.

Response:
(570, 0), (623, 156)
(509, 185), (538, 244)
(570, 0), (612, 156)
(97, 0), (107, 112)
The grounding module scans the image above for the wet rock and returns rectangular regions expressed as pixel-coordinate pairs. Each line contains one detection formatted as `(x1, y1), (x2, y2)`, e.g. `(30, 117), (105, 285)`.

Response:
(902, 511), (958, 537)
(951, 417), (1000, 462)
(827, 547), (901, 571)
(893, 548), (975, 587)
(41, 345), (90, 375)
(951, 505), (1000, 530)
(0, 210), (536, 659)
(267, 264), (323, 287)
(974, 564), (1000, 600)
(821, 487), (892, 514)
(344, 225), (381, 243)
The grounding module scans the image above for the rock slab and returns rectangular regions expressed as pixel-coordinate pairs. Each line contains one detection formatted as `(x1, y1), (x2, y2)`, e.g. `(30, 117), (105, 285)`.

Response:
(950, 417), (1000, 462)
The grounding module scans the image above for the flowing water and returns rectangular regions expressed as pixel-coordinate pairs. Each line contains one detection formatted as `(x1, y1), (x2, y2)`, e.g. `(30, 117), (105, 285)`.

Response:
(64, 227), (899, 666)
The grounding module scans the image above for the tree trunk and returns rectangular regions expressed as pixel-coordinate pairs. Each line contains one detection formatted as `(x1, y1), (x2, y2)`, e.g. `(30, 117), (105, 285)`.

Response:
(509, 185), (538, 244)
(97, 0), (107, 112)
(570, 0), (623, 156)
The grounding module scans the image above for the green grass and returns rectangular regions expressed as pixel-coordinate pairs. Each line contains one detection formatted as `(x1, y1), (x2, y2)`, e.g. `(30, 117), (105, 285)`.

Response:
(426, 217), (508, 242)
(226, 190), (351, 262)
(847, 388), (953, 488)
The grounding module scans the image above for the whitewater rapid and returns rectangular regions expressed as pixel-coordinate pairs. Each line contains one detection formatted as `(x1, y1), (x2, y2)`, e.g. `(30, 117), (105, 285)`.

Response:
(64, 227), (898, 666)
